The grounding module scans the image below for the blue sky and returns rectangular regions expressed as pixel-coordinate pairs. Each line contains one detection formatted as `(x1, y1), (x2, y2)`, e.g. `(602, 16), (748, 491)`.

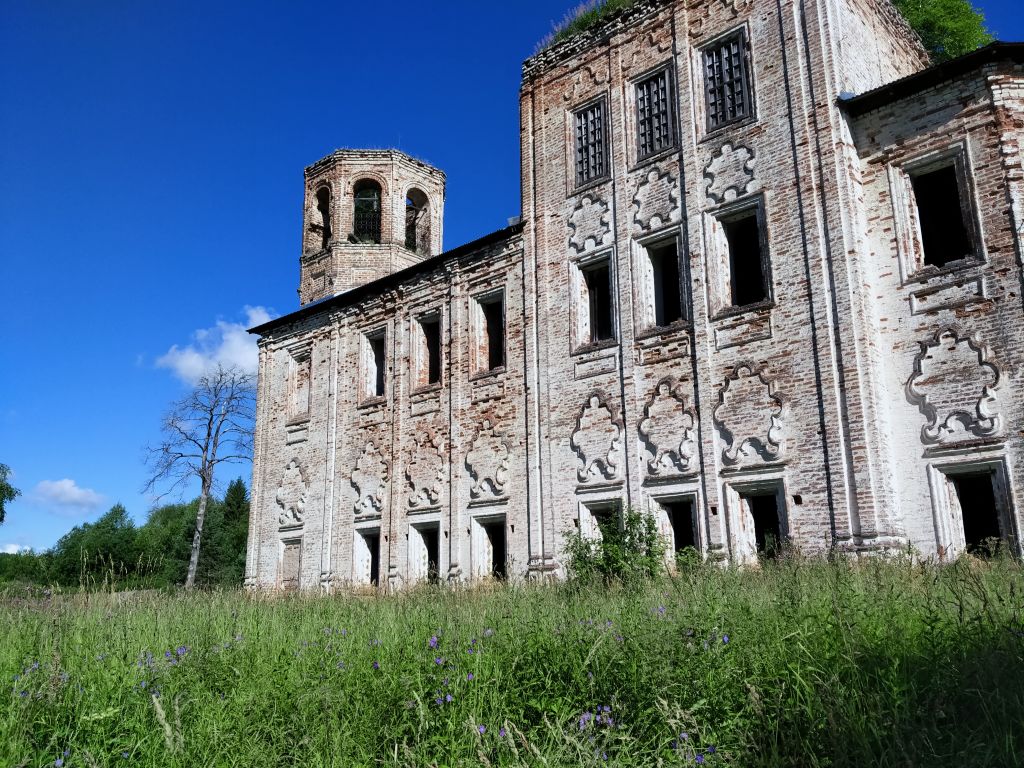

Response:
(1, 1), (1021, 552)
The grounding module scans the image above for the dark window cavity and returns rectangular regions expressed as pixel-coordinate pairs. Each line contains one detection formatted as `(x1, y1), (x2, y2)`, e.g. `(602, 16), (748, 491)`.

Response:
(584, 259), (615, 343)
(478, 294), (505, 371)
(704, 31), (752, 131)
(665, 499), (696, 552)
(647, 239), (683, 326)
(951, 472), (1004, 555)
(575, 98), (609, 187)
(353, 179), (382, 243)
(483, 520), (507, 579)
(362, 531), (380, 586)
(421, 525), (440, 584)
(419, 315), (441, 386)
(911, 163), (974, 268)
(315, 188), (332, 249)
(368, 332), (386, 398)
(405, 188), (430, 254)
(723, 207), (769, 307)
(742, 492), (783, 558)
(636, 68), (675, 159)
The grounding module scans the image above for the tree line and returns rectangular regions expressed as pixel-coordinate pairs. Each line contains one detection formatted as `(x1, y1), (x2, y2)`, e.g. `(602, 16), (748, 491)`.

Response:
(0, 478), (250, 589)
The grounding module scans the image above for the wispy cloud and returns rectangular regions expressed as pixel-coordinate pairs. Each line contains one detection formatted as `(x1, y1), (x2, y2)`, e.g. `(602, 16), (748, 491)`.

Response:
(156, 306), (274, 385)
(32, 479), (105, 515)
(1, 543), (28, 554)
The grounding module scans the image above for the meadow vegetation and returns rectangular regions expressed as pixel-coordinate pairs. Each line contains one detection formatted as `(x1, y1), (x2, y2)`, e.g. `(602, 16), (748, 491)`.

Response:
(2, 552), (1022, 767)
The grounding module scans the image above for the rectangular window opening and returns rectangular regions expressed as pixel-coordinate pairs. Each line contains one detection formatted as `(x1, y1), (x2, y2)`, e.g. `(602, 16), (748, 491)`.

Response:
(636, 68), (675, 159)
(477, 294), (505, 372)
(411, 524), (441, 585)
(584, 259), (615, 343)
(357, 530), (381, 587)
(911, 164), (974, 268)
(742, 492), (782, 558)
(483, 521), (506, 580)
(704, 32), (752, 131)
(367, 332), (386, 398)
(951, 471), (1003, 555)
(664, 499), (696, 553)
(574, 99), (608, 187)
(418, 315), (442, 386)
(647, 240), (683, 326)
(724, 210), (768, 307)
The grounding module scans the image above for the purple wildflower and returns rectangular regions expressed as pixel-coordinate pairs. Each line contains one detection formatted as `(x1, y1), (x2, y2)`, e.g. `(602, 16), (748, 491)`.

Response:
(434, 656), (444, 666)
(372, 661), (380, 670)
(478, 725), (486, 735)
(466, 672), (474, 681)
(722, 634), (730, 644)
(54, 760), (64, 768)
(706, 745), (716, 754)
(499, 727), (507, 738)
(695, 756), (705, 765)
(445, 693), (453, 703)
(429, 635), (438, 649)
(435, 697), (443, 705)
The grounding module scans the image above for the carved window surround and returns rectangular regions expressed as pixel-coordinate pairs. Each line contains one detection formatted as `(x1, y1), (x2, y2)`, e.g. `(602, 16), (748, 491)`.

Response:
(926, 454), (1016, 559)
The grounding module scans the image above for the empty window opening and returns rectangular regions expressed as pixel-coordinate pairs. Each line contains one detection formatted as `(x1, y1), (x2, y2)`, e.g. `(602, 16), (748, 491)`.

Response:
(724, 209), (768, 307)
(367, 332), (386, 398)
(584, 259), (615, 343)
(423, 526), (440, 584)
(637, 68), (675, 159)
(357, 530), (381, 586)
(911, 164), (973, 268)
(483, 521), (506, 579)
(665, 499), (696, 553)
(280, 540), (301, 591)
(405, 188), (430, 254)
(289, 352), (311, 419)
(353, 179), (382, 243)
(704, 32), (752, 131)
(743, 493), (782, 558)
(647, 240), (683, 326)
(418, 315), (442, 386)
(584, 501), (622, 541)
(951, 472), (1003, 555)
(477, 294), (505, 371)
(575, 98), (608, 187)
(315, 188), (332, 249)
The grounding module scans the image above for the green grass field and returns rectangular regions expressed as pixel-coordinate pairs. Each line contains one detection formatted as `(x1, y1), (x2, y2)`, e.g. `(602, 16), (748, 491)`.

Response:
(3, 555), (1022, 767)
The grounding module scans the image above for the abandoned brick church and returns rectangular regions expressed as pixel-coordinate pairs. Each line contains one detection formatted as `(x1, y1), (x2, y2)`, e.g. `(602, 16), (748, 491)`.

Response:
(243, 0), (1024, 590)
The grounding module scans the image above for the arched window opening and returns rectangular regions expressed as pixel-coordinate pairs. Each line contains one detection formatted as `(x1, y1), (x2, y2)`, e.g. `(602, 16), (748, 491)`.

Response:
(315, 187), (332, 250)
(353, 180), (382, 244)
(405, 188), (430, 254)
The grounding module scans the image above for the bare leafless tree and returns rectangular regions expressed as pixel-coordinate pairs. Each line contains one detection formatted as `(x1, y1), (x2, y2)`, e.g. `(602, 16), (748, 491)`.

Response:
(144, 365), (256, 589)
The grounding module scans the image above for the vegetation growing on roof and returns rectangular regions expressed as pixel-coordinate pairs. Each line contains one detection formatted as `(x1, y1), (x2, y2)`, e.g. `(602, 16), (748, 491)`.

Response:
(537, 0), (992, 64)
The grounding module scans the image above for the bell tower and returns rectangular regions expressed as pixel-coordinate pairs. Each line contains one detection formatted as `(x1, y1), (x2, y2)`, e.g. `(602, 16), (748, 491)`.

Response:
(298, 149), (446, 305)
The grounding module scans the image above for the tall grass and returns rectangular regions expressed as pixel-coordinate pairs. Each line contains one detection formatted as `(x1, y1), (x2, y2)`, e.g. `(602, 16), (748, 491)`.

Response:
(2, 555), (1022, 766)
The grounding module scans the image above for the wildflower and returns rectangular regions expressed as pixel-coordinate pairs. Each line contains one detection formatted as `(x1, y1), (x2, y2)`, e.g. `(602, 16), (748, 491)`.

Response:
(434, 657), (444, 666)
(445, 693), (453, 703)
(176, 646), (189, 657)
(499, 727), (507, 738)
(679, 732), (689, 741)
(656, 606), (666, 616)
(695, 756), (704, 765)
(478, 725), (486, 735)
(165, 651), (172, 659)
(54, 759), (64, 768)
(435, 697), (443, 705)
(722, 634), (730, 644)
(429, 635), (439, 649)
(706, 746), (716, 754)
(121, 752), (129, 759)
(466, 672), (474, 681)
(443, 677), (450, 686)
(372, 661), (380, 670)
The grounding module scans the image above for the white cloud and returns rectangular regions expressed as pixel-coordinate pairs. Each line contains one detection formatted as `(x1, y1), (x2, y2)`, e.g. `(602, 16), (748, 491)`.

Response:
(156, 306), (274, 385)
(32, 479), (106, 514)
(1, 544), (27, 554)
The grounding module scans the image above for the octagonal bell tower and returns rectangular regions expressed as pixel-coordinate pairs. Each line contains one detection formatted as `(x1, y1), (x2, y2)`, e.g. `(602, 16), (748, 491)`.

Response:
(298, 149), (446, 305)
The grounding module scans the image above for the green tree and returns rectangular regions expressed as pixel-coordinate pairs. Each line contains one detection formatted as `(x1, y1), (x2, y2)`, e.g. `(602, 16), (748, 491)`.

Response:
(893, 0), (993, 62)
(0, 463), (20, 524)
(50, 503), (139, 585)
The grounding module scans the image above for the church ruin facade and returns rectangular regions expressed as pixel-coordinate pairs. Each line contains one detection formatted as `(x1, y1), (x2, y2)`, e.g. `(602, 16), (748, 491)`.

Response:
(244, 0), (1024, 590)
